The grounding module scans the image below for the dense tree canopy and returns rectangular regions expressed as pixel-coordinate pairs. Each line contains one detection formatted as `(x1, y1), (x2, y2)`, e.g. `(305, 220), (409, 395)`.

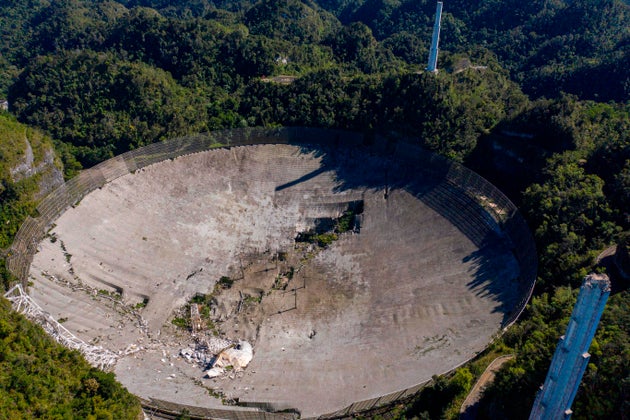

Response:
(317, 0), (630, 101)
(0, 297), (142, 418)
(10, 50), (214, 166)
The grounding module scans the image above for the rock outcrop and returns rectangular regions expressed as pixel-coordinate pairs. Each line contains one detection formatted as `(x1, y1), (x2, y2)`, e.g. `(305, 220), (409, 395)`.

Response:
(1, 114), (63, 199)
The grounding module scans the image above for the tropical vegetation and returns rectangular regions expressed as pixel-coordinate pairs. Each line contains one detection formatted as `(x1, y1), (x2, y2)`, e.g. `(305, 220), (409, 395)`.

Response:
(0, 0), (628, 418)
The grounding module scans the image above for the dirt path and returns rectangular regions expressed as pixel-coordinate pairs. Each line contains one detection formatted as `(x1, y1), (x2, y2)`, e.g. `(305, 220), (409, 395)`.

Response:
(460, 354), (515, 419)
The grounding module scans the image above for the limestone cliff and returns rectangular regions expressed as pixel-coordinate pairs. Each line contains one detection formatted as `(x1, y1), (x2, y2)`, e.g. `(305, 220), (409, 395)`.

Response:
(0, 113), (64, 250)
(1, 113), (63, 199)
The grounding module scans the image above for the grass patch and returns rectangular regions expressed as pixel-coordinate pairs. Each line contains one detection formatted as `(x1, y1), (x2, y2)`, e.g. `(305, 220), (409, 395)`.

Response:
(133, 298), (149, 310)
(171, 317), (189, 329)
(295, 231), (338, 248)
(218, 276), (233, 289)
(243, 295), (262, 305)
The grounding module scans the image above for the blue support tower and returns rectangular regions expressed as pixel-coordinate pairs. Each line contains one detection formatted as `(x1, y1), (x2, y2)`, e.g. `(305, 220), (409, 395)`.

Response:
(426, 2), (443, 72)
(530, 274), (611, 420)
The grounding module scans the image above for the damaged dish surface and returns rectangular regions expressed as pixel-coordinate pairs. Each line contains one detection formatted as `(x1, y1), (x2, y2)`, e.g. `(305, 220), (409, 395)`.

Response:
(27, 143), (523, 417)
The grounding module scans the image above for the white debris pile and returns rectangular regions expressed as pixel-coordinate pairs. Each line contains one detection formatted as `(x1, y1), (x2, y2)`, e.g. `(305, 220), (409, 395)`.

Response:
(180, 336), (232, 365)
(205, 341), (253, 378)
(180, 347), (214, 366)
(180, 336), (250, 374)
(122, 343), (142, 355)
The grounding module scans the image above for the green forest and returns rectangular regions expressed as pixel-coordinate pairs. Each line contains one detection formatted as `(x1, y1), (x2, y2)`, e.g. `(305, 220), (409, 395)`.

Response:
(0, 0), (628, 418)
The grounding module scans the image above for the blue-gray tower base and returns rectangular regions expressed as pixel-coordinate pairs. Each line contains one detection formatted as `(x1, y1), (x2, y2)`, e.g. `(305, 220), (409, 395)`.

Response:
(529, 273), (611, 419)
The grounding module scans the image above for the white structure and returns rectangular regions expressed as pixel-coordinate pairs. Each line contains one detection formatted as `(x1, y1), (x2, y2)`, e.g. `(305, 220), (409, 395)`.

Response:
(4, 284), (118, 370)
(427, 2), (443, 72)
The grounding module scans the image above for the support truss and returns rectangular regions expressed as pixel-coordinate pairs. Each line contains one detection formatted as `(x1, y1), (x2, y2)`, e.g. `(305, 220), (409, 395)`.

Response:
(4, 284), (118, 370)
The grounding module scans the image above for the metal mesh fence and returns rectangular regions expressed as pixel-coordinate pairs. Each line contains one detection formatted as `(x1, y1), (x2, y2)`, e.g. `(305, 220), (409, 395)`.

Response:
(6, 127), (537, 419)
(139, 397), (298, 420)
